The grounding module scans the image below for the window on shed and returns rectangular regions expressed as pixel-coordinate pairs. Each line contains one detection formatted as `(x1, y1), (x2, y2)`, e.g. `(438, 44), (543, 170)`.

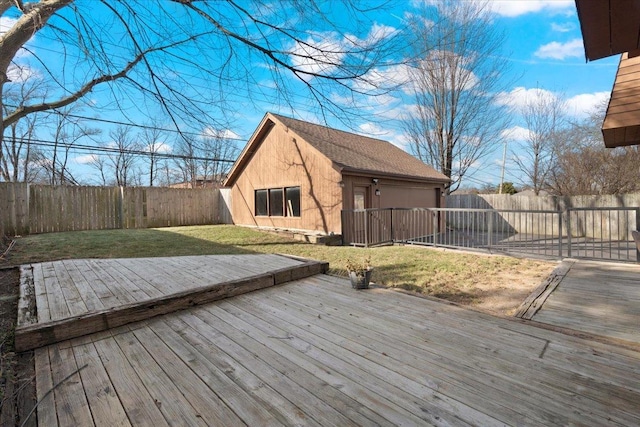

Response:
(285, 186), (301, 217)
(255, 189), (268, 216)
(269, 188), (284, 216)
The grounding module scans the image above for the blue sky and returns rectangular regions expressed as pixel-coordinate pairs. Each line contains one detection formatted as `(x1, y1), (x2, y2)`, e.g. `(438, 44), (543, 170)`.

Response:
(2, 0), (620, 188)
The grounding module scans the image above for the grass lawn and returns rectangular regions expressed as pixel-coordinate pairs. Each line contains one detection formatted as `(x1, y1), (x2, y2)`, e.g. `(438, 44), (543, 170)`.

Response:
(3, 225), (556, 315)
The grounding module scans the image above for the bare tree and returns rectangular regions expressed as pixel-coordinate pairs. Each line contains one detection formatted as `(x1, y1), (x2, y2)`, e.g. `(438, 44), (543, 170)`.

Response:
(1, 0), (402, 160)
(107, 127), (141, 187)
(140, 125), (167, 187)
(173, 135), (199, 187)
(513, 90), (567, 195)
(200, 135), (238, 186)
(0, 74), (47, 182)
(88, 154), (108, 186)
(547, 102), (640, 195)
(403, 0), (512, 194)
(43, 107), (99, 185)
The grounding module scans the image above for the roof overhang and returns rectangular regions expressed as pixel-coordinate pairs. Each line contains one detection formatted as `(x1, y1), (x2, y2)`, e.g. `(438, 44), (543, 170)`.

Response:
(575, 0), (640, 147)
(603, 52), (640, 147)
(340, 168), (450, 185)
(575, 0), (640, 61)
(222, 114), (275, 187)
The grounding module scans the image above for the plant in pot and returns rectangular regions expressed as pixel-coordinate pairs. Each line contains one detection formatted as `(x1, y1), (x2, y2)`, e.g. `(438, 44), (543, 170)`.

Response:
(346, 257), (373, 289)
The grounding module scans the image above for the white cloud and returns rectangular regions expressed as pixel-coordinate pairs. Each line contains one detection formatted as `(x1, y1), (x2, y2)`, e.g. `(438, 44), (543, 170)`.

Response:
(486, 0), (574, 17)
(202, 127), (241, 140)
(399, 51), (479, 94)
(354, 63), (412, 95)
(363, 23), (398, 45)
(288, 22), (397, 83)
(288, 33), (346, 81)
(495, 86), (558, 111)
(6, 63), (38, 83)
(534, 38), (583, 60)
(0, 16), (17, 34)
(566, 91), (610, 118)
(496, 86), (606, 118)
(501, 125), (530, 141)
(551, 22), (574, 33)
(75, 154), (99, 165)
(145, 142), (172, 153)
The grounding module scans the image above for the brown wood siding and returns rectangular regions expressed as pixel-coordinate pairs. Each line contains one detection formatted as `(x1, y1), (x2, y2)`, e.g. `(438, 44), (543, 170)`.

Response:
(576, 0), (640, 61)
(342, 175), (443, 211)
(230, 123), (343, 234)
(603, 53), (640, 147)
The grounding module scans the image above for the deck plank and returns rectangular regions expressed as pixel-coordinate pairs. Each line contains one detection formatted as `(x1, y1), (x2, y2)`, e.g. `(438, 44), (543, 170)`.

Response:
(71, 336), (131, 427)
(74, 259), (131, 307)
(147, 318), (288, 427)
(92, 331), (171, 427)
(181, 309), (364, 427)
(110, 329), (212, 426)
(214, 299), (484, 426)
(48, 343), (94, 427)
(34, 348), (57, 427)
(61, 260), (105, 313)
(90, 258), (164, 300)
(30, 256), (640, 426)
(32, 263), (50, 323)
(229, 279), (638, 426)
(53, 261), (88, 317)
(42, 263), (70, 322)
(531, 260), (640, 344)
(129, 325), (254, 426)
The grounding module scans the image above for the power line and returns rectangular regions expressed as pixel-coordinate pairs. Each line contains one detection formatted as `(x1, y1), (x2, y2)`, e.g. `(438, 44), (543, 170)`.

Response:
(3, 104), (247, 141)
(21, 137), (236, 163)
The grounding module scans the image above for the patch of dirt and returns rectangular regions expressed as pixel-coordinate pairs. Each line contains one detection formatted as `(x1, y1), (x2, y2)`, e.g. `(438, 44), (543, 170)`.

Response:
(466, 262), (555, 316)
(389, 248), (557, 317)
(0, 268), (36, 427)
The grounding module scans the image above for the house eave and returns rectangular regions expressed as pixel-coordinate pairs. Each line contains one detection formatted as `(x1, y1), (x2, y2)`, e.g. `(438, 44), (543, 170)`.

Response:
(340, 167), (450, 184)
(575, 0), (640, 61)
(601, 52), (640, 147)
(223, 115), (276, 187)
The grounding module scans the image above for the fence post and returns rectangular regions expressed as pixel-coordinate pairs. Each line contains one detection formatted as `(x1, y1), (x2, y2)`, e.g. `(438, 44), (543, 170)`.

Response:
(487, 211), (492, 250)
(390, 208), (394, 243)
(558, 209), (563, 259)
(567, 210), (572, 258)
(341, 210), (346, 246)
(118, 186), (124, 229)
(432, 209), (438, 247)
(636, 208), (640, 263)
(364, 209), (368, 248)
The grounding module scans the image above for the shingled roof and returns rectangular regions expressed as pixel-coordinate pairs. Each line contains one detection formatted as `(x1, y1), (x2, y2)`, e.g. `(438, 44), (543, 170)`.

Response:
(226, 113), (449, 185)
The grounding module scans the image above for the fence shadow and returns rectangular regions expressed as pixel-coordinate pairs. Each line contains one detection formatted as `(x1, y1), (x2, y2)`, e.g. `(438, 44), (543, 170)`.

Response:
(6, 227), (267, 265)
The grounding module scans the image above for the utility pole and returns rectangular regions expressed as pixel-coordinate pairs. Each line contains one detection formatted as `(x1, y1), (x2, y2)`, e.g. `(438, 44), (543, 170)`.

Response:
(498, 141), (507, 194)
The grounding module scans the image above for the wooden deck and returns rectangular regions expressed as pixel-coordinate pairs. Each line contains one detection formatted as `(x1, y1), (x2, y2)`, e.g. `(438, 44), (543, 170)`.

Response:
(521, 259), (640, 344)
(32, 272), (640, 426)
(15, 255), (327, 351)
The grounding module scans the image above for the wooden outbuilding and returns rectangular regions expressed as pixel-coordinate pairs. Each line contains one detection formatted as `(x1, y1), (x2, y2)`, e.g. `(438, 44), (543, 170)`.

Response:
(223, 113), (449, 235)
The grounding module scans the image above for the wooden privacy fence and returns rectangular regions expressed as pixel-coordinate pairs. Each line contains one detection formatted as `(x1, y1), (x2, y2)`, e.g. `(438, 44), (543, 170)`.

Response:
(0, 183), (232, 236)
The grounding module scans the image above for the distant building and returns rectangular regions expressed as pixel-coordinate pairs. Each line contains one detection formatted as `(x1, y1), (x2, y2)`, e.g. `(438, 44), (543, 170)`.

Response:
(170, 174), (226, 189)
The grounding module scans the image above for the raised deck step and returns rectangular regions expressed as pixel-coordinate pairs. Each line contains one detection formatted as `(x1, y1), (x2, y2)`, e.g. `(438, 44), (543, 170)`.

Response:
(15, 254), (328, 351)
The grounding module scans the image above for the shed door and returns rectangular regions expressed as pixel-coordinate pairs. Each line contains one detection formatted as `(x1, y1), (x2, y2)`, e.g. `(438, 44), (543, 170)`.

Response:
(354, 186), (369, 210)
(353, 186), (370, 244)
